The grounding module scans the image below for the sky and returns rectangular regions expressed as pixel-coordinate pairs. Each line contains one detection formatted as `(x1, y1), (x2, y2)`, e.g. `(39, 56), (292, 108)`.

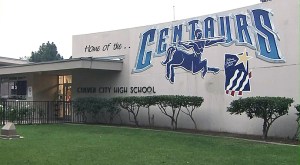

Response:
(0, 0), (259, 59)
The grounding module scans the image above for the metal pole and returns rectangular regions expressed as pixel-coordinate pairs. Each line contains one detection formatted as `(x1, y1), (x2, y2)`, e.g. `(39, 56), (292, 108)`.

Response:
(2, 101), (6, 125)
(172, 0), (176, 21)
(47, 101), (50, 124)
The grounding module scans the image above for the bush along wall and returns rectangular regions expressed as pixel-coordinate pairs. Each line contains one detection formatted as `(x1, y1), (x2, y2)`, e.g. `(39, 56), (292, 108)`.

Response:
(73, 97), (121, 124)
(74, 96), (295, 139)
(113, 95), (204, 130)
(295, 104), (300, 140)
(74, 96), (204, 130)
(227, 96), (294, 140)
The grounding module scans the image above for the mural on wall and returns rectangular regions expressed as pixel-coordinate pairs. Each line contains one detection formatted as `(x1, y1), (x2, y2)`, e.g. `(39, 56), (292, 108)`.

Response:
(162, 29), (224, 83)
(224, 50), (252, 96)
(132, 8), (283, 86)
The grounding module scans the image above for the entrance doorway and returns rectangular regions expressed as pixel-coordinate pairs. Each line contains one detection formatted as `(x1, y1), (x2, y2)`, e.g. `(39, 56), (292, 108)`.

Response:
(56, 75), (72, 119)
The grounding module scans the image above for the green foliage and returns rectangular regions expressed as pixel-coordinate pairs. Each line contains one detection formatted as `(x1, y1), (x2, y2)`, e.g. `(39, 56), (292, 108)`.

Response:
(17, 107), (32, 121)
(8, 107), (18, 122)
(227, 97), (294, 139)
(294, 104), (300, 140)
(74, 95), (204, 129)
(295, 104), (300, 121)
(153, 95), (203, 130)
(113, 96), (143, 126)
(140, 96), (157, 127)
(1, 106), (33, 123)
(73, 97), (120, 123)
(73, 97), (91, 122)
(139, 96), (157, 108)
(104, 99), (121, 123)
(29, 41), (63, 62)
(180, 96), (204, 129)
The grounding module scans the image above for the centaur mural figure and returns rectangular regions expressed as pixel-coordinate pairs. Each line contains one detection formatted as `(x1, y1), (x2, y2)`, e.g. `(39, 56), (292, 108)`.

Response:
(162, 29), (225, 83)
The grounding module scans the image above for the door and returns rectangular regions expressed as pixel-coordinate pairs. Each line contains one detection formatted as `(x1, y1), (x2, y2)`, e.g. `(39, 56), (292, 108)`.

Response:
(56, 75), (72, 120)
(63, 84), (72, 120)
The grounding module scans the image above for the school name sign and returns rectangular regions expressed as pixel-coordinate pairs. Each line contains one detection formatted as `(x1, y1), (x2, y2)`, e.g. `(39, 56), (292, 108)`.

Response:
(133, 9), (284, 73)
(77, 86), (156, 94)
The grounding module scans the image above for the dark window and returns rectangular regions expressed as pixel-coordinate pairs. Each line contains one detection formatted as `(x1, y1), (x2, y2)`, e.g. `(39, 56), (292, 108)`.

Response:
(16, 81), (27, 95)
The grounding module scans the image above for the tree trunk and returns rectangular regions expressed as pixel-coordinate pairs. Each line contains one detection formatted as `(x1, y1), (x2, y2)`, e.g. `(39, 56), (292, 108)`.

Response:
(133, 114), (139, 127)
(293, 119), (300, 140)
(190, 116), (198, 130)
(174, 119), (178, 130)
(147, 107), (151, 127)
(262, 119), (268, 140)
(174, 108), (181, 130)
(171, 118), (175, 130)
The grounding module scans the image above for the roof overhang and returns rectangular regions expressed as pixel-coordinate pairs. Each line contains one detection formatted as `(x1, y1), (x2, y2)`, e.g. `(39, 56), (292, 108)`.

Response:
(0, 56), (124, 76)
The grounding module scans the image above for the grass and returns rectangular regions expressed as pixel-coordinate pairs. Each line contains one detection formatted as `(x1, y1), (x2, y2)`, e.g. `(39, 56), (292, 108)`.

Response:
(0, 124), (298, 165)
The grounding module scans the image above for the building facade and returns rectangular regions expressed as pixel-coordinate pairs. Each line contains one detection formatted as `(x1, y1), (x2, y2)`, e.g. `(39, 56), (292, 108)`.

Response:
(0, 0), (299, 137)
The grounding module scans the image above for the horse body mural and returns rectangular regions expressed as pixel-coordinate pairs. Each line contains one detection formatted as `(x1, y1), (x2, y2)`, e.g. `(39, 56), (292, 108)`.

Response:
(162, 29), (225, 83)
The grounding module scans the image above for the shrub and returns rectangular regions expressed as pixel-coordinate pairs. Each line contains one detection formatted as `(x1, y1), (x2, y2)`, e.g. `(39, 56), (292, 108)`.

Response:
(7, 107), (18, 122)
(17, 106), (32, 122)
(73, 97), (121, 123)
(295, 104), (300, 140)
(227, 96), (293, 139)
(73, 97), (104, 123)
(74, 95), (204, 130)
(103, 99), (121, 124)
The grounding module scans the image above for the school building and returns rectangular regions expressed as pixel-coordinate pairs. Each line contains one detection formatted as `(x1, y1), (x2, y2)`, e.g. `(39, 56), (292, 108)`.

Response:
(0, 0), (299, 137)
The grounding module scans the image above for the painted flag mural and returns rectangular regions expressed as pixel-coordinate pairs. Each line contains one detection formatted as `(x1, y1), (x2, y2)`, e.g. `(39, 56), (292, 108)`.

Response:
(224, 51), (252, 96)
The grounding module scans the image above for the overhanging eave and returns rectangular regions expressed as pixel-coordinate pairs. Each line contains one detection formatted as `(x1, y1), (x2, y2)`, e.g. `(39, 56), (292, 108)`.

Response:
(0, 57), (123, 75)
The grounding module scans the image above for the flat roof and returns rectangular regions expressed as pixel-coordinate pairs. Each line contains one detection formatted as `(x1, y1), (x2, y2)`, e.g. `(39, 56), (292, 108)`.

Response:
(0, 56), (29, 66)
(0, 56), (124, 75)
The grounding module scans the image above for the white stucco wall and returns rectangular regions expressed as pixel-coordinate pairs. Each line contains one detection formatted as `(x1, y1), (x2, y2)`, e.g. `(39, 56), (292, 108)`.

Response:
(72, 0), (299, 137)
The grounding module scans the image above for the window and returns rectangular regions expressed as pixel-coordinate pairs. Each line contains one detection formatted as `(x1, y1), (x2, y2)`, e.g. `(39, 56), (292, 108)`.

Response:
(57, 75), (72, 101)
(0, 77), (27, 100)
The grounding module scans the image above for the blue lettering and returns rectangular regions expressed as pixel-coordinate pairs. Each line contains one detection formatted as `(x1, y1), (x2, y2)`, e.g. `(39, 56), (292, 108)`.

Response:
(204, 17), (215, 38)
(172, 24), (183, 43)
(156, 28), (169, 56)
(235, 14), (253, 45)
(219, 16), (233, 44)
(133, 29), (156, 72)
(188, 20), (199, 40)
(251, 9), (284, 62)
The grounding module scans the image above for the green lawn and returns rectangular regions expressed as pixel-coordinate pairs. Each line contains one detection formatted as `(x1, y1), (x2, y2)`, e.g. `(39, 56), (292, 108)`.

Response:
(0, 124), (298, 165)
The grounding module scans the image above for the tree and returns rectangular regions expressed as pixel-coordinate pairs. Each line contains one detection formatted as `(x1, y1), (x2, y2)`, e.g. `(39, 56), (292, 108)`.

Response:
(140, 96), (157, 127)
(29, 41), (63, 62)
(154, 95), (203, 130)
(114, 96), (143, 127)
(155, 95), (185, 130)
(180, 96), (204, 130)
(227, 97), (294, 139)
